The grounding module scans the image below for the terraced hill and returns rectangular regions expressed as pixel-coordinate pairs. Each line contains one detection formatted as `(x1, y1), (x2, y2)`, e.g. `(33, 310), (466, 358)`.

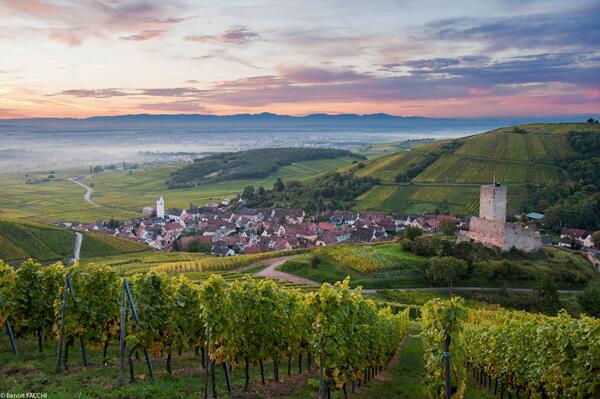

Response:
(0, 218), (76, 263)
(0, 218), (150, 263)
(353, 123), (600, 215)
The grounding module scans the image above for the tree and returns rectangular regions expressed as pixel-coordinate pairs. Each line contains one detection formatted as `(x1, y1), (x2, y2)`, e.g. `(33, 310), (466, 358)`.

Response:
(413, 237), (434, 256)
(534, 274), (561, 315)
(578, 282), (600, 317)
(403, 226), (422, 241)
(187, 240), (211, 254)
(439, 199), (450, 214)
(425, 256), (468, 295)
(242, 185), (255, 200)
(273, 178), (284, 192)
(439, 220), (456, 236)
(592, 231), (600, 248)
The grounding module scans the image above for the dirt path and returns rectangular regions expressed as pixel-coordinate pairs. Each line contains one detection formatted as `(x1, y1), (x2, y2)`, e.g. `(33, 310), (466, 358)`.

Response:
(254, 256), (320, 286)
(69, 178), (100, 207)
(71, 232), (82, 263)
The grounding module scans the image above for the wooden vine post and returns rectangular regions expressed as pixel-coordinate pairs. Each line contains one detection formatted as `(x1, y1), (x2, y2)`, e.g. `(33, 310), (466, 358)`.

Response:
(56, 274), (88, 372)
(0, 296), (18, 357)
(118, 278), (154, 384)
(443, 334), (451, 399)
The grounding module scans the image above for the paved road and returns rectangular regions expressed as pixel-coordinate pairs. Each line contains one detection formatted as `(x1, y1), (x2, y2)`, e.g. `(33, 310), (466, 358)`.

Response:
(69, 178), (100, 207)
(71, 232), (82, 263)
(252, 255), (584, 294)
(254, 256), (320, 286)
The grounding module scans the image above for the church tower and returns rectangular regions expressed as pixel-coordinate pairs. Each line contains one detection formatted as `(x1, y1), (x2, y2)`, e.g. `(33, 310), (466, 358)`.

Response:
(156, 195), (165, 219)
(479, 175), (507, 222)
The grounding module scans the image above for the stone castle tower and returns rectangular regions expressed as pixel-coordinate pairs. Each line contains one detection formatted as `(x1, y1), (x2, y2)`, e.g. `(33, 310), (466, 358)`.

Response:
(479, 183), (507, 222)
(460, 177), (540, 252)
(156, 195), (165, 219)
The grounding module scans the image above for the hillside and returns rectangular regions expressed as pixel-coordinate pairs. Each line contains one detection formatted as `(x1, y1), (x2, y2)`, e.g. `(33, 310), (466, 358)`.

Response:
(0, 218), (151, 263)
(0, 218), (76, 263)
(353, 122), (600, 216)
(80, 232), (150, 258)
(169, 147), (363, 188)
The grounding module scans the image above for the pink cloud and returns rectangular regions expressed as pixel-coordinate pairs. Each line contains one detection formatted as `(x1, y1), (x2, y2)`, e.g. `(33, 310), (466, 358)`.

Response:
(185, 27), (262, 45)
(468, 87), (492, 96)
(120, 30), (165, 41)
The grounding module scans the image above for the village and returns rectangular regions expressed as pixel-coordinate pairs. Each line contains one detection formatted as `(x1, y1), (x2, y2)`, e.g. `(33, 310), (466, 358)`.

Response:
(59, 182), (599, 260)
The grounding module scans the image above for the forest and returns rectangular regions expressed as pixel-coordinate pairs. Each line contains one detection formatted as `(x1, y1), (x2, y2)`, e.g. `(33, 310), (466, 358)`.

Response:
(523, 130), (600, 231)
(169, 148), (363, 188)
(236, 172), (380, 213)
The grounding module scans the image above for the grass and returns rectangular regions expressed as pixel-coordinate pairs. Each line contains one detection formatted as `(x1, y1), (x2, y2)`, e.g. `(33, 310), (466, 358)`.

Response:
(0, 157), (357, 224)
(0, 321), (493, 399)
(0, 334), (316, 399)
(277, 244), (430, 289)
(277, 243), (597, 291)
(352, 322), (494, 399)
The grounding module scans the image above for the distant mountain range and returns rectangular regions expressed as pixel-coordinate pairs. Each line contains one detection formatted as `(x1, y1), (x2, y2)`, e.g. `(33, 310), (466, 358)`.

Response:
(1, 112), (595, 127)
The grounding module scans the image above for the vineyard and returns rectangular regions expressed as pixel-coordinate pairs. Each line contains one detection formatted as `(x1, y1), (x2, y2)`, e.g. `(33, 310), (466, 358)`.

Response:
(0, 218), (75, 262)
(353, 123), (599, 215)
(313, 244), (426, 274)
(0, 260), (409, 398)
(152, 249), (308, 274)
(80, 231), (150, 258)
(421, 298), (600, 399)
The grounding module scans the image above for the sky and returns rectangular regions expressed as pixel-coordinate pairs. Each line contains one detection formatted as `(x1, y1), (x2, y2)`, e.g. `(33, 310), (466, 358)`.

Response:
(0, 0), (598, 118)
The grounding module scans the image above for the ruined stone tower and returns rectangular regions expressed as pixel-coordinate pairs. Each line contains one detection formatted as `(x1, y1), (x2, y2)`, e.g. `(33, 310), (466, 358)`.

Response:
(479, 183), (507, 222)
(459, 177), (541, 252)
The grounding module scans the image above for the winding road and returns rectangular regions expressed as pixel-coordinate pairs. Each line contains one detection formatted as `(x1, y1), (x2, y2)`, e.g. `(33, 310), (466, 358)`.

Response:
(69, 178), (100, 207)
(253, 255), (584, 294)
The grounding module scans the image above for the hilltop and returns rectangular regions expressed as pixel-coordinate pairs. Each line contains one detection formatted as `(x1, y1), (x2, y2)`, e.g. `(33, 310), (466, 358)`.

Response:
(352, 122), (600, 218)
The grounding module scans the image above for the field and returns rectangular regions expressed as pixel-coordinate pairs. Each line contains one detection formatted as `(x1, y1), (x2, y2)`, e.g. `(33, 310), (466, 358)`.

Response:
(0, 218), (75, 262)
(278, 243), (598, 290)
(80, 232), (150, 258)
(278, 243), (431, 289)
(354, 123), (599, 215)
(0, 157), (357, 224)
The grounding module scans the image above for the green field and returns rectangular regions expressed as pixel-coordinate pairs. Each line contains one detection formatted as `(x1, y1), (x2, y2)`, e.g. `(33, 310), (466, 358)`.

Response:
(354, 123), (600, 214)
(0, 157), (357, 223)
(0, 218), (75, 263)
(278, 243), (598, 290)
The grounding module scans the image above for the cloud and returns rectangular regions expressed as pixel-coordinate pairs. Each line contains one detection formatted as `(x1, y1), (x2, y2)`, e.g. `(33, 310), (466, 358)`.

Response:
(278, 66), (369, 83)
(185, 26), (262, 45)
(0, 0), (187, 46)
(55, 89), (131, 98)
(422, 5), (600, 51)
(140, 87), (204, 97)
(138, 100), (209, 112)
(120, 29), (165, 41)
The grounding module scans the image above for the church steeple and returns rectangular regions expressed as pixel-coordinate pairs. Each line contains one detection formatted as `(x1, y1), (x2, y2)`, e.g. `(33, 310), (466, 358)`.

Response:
(156, 195), (165, 219)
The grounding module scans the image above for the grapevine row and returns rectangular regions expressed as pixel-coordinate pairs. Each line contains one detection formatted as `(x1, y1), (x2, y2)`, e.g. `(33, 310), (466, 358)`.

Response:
(0, 259), (409, 397)
(420, 298), (600, 399)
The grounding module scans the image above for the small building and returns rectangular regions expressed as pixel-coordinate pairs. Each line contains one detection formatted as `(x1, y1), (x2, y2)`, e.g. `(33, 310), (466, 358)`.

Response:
(526, 212), (544, 221)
